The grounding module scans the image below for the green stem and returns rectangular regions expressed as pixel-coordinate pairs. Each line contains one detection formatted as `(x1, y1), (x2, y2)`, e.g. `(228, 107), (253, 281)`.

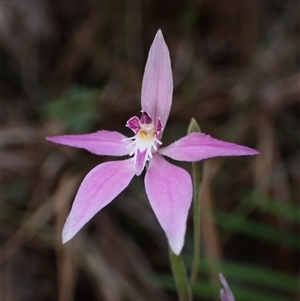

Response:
(189, 161), (202, 286)
(169, 249), (192, 301)
(187, 118), (203, 287)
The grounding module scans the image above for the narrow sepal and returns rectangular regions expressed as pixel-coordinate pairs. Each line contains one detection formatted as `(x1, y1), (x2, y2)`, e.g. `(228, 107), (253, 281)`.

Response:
(62, 159), (134, 243)
(159, 132), (259, 162)
(141, 30), (173, 132)
(46, 130), (131, 156)
(145, 154), (192, 254)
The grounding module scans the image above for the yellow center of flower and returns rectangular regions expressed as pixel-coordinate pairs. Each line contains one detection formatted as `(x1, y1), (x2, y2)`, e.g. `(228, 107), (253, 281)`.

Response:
(139, 130), (154, 139)
(138, 124), (156, 140)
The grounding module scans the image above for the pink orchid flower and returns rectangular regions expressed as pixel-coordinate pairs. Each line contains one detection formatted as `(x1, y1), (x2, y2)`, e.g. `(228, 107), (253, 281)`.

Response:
(219, 273), (236, 301)
(46, 30), (258, 255)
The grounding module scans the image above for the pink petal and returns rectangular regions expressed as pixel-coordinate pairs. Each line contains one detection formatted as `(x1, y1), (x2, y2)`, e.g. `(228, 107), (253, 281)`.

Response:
(144, 154), (192, 255)
(141, 30), (173, 131)
(46, 130), (131, 156)
(219, 273), (235, 301)
(62, 159), (134, 243)
(159, 132), (259, 162)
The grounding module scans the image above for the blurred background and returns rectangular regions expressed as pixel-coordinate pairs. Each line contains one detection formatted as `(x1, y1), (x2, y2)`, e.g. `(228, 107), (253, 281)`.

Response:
(1, 0), (299, 300)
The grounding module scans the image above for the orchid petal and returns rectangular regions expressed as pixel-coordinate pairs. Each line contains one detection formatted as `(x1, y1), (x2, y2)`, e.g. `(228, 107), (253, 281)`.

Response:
(46, 130), (130, 156)
(159, 132), (259, 162)
(219, 273), (235, 301)
(62, 159), (134, 243)
(141, 30), (173, 131)
(144, 154), (192, 255)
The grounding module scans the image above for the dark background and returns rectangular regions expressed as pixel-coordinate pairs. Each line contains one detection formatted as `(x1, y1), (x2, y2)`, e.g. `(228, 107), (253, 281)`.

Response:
(1, 0), (299, 300)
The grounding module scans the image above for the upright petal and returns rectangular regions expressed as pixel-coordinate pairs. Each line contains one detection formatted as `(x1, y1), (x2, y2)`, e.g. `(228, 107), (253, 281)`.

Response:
(144, 154), (192, 255)
(219, 273), (235, 301)
(141, 30), (173, 130)
(159, 132), (259, 162)
(46, 130), (131, 156)
(62, 159), (135, 243)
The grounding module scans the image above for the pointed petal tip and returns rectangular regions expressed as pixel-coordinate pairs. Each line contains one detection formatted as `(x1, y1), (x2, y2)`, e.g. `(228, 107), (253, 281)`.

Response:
(62, 222), (75, 244)
(251, 149), (260, 155)
(169, 242), (183, 256)
(155, 29), (164, 39)
(45, 136), (56, 142)
(46, 135), (65, 144)
(152, 29), (167, 50)
(219, 273), (225, 283)
(238, 147), (260, 156)
(62, 233), (70, 244)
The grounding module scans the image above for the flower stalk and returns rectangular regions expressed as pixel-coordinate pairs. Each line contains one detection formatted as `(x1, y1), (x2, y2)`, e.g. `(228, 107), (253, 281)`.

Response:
(169, 248), (192, 301)
(187, 118), (203, 287)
